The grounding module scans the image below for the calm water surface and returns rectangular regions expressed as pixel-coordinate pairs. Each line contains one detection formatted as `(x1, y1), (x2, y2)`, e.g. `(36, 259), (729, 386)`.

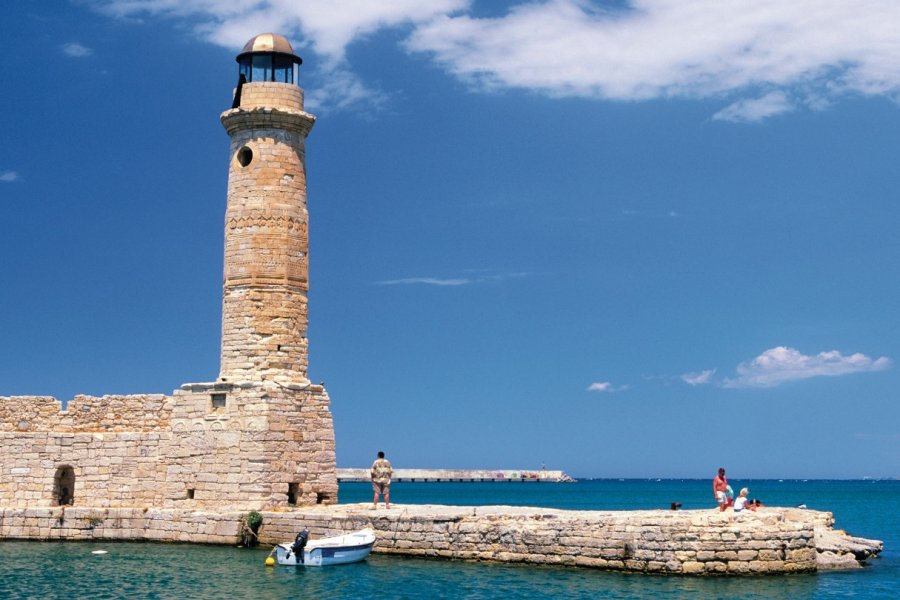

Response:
(0, 480), (896, 599)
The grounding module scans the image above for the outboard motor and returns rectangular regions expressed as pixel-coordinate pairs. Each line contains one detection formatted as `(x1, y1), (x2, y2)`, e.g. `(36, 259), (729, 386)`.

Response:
(291, 529), (309, 564)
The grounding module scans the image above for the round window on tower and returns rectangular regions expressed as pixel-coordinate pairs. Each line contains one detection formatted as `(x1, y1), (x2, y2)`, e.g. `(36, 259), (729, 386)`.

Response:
(237, 146), (253, 167)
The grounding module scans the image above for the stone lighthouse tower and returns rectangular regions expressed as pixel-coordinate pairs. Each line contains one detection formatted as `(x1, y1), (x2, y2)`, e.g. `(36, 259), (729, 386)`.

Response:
(176, 33), (337, 507)
(220, 33), (316, 383)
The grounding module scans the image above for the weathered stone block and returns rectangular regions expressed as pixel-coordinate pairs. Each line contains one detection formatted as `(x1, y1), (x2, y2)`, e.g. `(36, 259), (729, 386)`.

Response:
(682, 561), (705, 574)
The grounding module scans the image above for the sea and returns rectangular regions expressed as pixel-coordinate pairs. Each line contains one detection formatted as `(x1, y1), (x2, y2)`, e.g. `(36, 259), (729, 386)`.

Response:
(0, 479), (896, 599)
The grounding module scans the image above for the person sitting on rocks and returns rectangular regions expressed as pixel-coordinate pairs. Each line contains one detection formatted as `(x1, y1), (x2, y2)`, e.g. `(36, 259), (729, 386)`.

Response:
(733, 487), (756, 512)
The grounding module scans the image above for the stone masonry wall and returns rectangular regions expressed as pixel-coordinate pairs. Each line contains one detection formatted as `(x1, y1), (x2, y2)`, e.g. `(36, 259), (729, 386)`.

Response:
(0, 395), (171, 432)
(239, 82), (305, 113)
(0, 505), (824, 575)
(255, 385), (338, 505)
(219, 81), (316, 384)
(259, 505), (818, 575)
(1, 394), (176, 507)
(0, 431), (170, 508)
(168, 382), (337, 508)
(0, 384), (336, 510)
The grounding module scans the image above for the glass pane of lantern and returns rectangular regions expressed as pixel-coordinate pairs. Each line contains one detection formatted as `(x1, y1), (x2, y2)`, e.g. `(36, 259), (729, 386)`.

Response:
(252, 55), (271, 82)
(239, 61), (251, 82)
(274, 56), (294, 83)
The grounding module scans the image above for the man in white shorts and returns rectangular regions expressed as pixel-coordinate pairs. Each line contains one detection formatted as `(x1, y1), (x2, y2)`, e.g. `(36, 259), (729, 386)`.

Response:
(713, 467), (728, 511)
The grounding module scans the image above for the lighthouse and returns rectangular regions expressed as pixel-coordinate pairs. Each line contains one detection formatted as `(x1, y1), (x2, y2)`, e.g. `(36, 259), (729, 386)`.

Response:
(0, 33), (338, 511)
(193, 33), (337, 506)
(219, 33), (316, 383)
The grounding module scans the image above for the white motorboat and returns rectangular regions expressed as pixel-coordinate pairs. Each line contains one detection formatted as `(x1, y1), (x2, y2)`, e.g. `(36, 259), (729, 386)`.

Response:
(274, 528), (376, 566)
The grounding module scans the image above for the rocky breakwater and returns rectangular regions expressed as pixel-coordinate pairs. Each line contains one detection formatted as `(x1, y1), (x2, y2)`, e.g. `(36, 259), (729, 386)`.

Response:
(258, 504), (882, 575)
(786, 507), (884, 570)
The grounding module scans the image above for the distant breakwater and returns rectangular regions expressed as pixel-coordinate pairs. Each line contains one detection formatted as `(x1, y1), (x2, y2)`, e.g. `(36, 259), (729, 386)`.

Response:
(337, 468), (575, 483)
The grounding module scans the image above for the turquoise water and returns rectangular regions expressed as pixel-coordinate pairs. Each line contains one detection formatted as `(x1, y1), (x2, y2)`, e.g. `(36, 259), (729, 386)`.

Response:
(1, 480), (896, 599)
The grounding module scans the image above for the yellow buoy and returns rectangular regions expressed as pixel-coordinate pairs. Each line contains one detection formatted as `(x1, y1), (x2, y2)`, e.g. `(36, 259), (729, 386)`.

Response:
(265, 556), (275, 566)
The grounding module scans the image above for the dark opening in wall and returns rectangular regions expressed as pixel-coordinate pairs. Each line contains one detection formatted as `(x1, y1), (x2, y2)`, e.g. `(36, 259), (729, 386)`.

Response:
(287, 483), (298, 506)
(54, 465), (75, 506)
(187, 488), (195, 500)
(237, 146), (253, 167)
(316, 492), (328, 505)
(211, 393), (226, 409)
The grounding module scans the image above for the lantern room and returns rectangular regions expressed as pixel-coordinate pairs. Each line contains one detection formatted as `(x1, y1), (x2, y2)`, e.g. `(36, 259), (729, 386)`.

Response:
(236, 33), (302, 84)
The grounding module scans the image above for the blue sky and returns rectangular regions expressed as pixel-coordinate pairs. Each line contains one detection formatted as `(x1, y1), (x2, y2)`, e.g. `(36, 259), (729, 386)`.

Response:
(1, 1), (898, 479)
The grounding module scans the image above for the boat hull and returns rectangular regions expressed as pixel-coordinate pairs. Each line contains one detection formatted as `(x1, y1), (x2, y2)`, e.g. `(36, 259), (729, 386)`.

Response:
(275, 529), (375, 566)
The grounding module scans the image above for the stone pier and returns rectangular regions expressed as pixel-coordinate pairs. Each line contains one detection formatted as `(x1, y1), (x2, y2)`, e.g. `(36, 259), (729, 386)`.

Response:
(0, 504), (881, 575)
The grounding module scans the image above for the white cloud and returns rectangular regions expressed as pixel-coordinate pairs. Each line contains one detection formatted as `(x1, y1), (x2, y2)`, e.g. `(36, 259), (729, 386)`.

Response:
(681, 369), (715, 386)
(407, 1), (900, 115)
(723, 346), (891, 388)
(620, 208), (681, 219)
(194, 0), (470, 58)
(304, 66), (389, 113)
(375, 271), (528, 286)
(587, 381), (627, 393)
(62, 42), (93, 57)
(375, 277), (472, 286)
(1, 171), (20, 183)
(712, 91), (794, 123)
(87, 0), (900, 117)
(91, 0), (467, 112)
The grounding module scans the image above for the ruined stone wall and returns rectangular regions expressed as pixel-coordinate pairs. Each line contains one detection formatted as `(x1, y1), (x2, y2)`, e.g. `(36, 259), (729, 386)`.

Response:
(0, 397), (63, 431)
(0, 395), (171, 432)
(0, 394), (173, 508)
(0, 384), (336, 510)
(0, 430), (171, 508)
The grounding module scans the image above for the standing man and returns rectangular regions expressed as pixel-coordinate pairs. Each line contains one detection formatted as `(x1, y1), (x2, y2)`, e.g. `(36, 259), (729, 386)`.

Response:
(713, 467), (728, 511)
(371, 451), (393, 509)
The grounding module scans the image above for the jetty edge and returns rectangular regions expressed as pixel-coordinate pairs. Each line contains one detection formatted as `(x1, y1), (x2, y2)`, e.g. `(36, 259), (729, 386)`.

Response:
(0, 504), (881, 574)
(337, 468), (575, 483)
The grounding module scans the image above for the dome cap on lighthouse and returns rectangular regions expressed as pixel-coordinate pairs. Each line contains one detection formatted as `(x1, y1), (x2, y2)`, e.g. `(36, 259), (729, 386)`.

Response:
(237, 33), (302, 65)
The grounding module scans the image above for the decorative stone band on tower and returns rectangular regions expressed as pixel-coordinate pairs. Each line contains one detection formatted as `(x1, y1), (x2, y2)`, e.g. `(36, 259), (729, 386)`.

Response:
(219, 71), (316, 383)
